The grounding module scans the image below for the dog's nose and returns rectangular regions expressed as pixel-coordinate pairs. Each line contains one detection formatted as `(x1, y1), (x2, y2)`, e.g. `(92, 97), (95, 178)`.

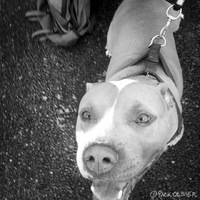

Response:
(83, 145), (118, 176)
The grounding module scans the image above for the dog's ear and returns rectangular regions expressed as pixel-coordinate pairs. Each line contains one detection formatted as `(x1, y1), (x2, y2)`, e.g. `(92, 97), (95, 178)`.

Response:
(86, 83), (93, 92)
(158, 83), (175, 109)
(86, 82), (102, 92)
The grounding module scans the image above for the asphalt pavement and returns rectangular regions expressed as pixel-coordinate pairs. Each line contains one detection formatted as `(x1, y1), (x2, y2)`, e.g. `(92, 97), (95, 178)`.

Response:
(0, 0), (200, 199)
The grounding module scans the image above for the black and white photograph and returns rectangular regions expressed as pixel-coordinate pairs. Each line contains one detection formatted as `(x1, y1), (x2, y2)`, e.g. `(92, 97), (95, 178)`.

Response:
(1, 0), (199, 199)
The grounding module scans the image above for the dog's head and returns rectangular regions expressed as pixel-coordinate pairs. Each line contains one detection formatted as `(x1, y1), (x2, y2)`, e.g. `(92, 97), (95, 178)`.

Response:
(76, 79), (181, 200)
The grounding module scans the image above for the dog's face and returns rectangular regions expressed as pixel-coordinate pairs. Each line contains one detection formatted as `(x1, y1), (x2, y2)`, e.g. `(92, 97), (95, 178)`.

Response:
(76, 79), (178, 200)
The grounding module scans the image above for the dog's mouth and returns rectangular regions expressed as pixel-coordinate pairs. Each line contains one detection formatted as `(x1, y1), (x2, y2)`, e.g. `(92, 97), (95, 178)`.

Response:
(91, 179), (137, 200)
(90, 160), (157, 200)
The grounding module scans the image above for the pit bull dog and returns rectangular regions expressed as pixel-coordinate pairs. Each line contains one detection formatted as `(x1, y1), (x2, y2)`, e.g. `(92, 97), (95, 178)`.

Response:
(76, 0), (184, 199)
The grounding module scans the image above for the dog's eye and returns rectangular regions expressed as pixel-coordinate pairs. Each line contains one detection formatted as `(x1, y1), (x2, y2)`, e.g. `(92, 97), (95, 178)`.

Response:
(81, 110), (91, 121)
(136, 114), (151, 124)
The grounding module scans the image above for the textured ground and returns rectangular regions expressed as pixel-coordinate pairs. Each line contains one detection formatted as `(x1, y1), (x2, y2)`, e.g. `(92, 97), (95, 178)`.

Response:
(0, 0), (200, 199)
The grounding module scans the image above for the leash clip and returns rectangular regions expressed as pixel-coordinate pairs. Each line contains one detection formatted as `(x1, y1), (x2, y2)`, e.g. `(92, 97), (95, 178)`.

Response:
(160, 5), (183, 38)
(166, 5), (184, 21)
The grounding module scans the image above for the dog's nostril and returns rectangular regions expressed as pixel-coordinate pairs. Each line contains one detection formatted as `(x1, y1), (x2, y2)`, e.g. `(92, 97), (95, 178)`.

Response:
(88, 155), (95, 162)
(103, 157), (111, 163)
